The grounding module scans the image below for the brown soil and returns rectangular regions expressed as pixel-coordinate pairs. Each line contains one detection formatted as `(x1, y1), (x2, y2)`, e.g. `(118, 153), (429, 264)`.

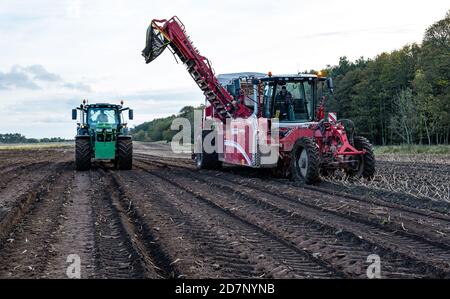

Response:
(0, 145), (449, 279)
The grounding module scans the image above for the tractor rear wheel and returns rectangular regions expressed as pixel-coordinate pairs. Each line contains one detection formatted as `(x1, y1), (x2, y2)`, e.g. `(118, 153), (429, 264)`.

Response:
(290, 138), (320, 184)
(346, 136), (375, 179)
(195, 130), (222, 170)
(117, 139), (133, 170)
(75, 138), (91, 171)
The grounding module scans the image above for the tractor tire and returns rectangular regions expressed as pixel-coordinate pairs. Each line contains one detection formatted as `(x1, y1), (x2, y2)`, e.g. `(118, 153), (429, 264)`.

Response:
(117, 139), (133, 170)
(195, 130), (222, 170)
(290, 137), (320, 184)
(347, 136), (376, 179)
(75, 138), (91, 171)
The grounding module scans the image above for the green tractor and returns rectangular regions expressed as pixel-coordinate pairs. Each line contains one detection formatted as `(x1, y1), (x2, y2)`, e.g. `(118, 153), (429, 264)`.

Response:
(72, 101), (134, 171)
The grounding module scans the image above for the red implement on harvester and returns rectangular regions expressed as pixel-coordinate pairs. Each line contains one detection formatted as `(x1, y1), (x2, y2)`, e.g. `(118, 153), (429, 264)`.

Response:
(142, 16), (375, 184)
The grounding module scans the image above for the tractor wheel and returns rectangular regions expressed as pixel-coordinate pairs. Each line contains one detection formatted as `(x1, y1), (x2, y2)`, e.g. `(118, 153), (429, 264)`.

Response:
(117, 139), (133, 170)
(346, 136), (376, 179)
(75, 138), (91, 171)
(290, 138), (320, 184)
(195, 131), (222, 170)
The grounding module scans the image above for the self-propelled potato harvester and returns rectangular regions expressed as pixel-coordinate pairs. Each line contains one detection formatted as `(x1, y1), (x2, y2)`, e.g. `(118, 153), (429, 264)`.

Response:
(142, 16), (375, 184)
(72, 101), (134, 171)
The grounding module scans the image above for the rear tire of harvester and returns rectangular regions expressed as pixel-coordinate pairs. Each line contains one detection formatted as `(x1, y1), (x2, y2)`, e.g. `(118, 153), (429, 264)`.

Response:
(290, 137), (320, 185)
(75, 138), (92, 171)
(117, 138), (133, 170)
(346, 136), (375, 180)
(195, 130), (222, 170)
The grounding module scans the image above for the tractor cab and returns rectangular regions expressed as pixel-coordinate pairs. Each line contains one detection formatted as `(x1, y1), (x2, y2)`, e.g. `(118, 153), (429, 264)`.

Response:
(72, 101), (134, 170)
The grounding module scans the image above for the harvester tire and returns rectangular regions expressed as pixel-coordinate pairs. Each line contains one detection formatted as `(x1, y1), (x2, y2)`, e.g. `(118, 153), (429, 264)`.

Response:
(117, 139), (133, 170)
(291, 137), (320, 184)
(75, 138), (91, 171)
(195, 130), (222, 170)
(347, 136), (376, 179)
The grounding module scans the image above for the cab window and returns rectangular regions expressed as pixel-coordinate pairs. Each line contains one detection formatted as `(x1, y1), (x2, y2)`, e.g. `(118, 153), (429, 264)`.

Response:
(272, 81), (314, 122)
(88, 108), (119, 126)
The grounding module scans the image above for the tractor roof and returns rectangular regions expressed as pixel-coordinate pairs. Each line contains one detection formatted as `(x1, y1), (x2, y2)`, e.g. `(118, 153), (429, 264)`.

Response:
(86, 103), (122, 109)
(217, 72), (325, 86)
(260, 74), (325, 82)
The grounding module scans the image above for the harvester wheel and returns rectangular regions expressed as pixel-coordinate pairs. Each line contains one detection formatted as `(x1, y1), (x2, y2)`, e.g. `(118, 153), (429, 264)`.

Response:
(75, 138), (91, 171)
(195, 130), (222, 170)
(291, 138), (320, 184)
(347, 136), (375, 179)
(117, 139), (133, 170)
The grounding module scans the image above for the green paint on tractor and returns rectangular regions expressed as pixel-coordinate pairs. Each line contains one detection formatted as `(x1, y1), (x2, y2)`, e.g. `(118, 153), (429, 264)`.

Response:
(95, 141), (116, 160)
(94, 123), (116, 160)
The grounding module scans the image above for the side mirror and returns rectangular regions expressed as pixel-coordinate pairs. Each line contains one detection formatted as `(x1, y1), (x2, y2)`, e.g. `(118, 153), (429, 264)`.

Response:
(326, 78), (334, 94)
(72, 109), (77, 120)
(128, 109), (134, 120)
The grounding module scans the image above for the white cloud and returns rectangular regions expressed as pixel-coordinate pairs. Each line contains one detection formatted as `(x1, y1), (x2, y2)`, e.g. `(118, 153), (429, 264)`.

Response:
(0, 64), (90, 91)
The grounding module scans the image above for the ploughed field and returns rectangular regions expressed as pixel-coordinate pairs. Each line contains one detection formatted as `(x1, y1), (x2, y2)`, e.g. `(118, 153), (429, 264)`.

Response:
(0, 143), (449, 279)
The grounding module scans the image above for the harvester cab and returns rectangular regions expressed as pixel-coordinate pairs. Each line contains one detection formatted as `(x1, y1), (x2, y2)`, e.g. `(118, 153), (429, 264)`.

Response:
(72, 101), (134, 171)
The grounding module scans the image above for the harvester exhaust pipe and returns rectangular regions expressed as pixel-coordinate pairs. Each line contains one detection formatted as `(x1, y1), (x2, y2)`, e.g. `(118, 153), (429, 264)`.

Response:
(142, 21), (170, 64)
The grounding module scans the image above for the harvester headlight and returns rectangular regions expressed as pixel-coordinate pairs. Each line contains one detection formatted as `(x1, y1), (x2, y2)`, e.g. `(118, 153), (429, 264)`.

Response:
(317, 70), (328, 78)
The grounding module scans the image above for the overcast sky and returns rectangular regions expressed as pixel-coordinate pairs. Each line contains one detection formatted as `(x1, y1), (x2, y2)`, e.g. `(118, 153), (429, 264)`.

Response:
(0, 0), (448, 138)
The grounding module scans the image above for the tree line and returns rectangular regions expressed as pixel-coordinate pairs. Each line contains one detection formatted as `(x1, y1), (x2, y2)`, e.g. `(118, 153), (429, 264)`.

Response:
(326, 10), (449, 145)
(131, 106), (197, 142)
(0, 133), (69, 144)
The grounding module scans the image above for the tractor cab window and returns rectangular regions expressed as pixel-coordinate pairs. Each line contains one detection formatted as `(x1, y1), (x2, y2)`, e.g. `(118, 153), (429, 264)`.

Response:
(88, 108), (119, 126)
(273, 81), (314, 122)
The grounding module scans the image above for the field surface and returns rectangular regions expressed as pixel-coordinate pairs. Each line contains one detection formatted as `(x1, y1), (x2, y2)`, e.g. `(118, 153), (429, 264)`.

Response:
(0, 143), (449, 279)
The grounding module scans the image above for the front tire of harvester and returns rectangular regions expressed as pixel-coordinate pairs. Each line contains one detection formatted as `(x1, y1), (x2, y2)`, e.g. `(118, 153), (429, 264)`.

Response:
(347, 136), (376, 180)
(75, 138), (91, 171)
(117, 139), (133, 170)
(196, 131), (222, 170)
(290, 138), (320, 184)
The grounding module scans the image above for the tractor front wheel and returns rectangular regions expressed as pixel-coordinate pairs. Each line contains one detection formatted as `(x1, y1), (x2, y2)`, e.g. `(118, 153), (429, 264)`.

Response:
(346, 136), (376, 179)
(75, 138), (91, 171)
(290, 138), (320, 184)
(116, 139), (133, 170)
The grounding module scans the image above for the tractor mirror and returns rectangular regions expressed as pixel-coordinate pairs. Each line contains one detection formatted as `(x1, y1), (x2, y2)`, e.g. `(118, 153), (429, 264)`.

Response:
(128, 109), (134, 120)
(72, 109), (77, 120)
(327, 78), (334, 94)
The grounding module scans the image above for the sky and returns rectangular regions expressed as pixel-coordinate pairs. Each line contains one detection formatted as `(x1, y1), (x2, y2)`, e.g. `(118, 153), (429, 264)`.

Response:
(0, 0), (448, 139)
